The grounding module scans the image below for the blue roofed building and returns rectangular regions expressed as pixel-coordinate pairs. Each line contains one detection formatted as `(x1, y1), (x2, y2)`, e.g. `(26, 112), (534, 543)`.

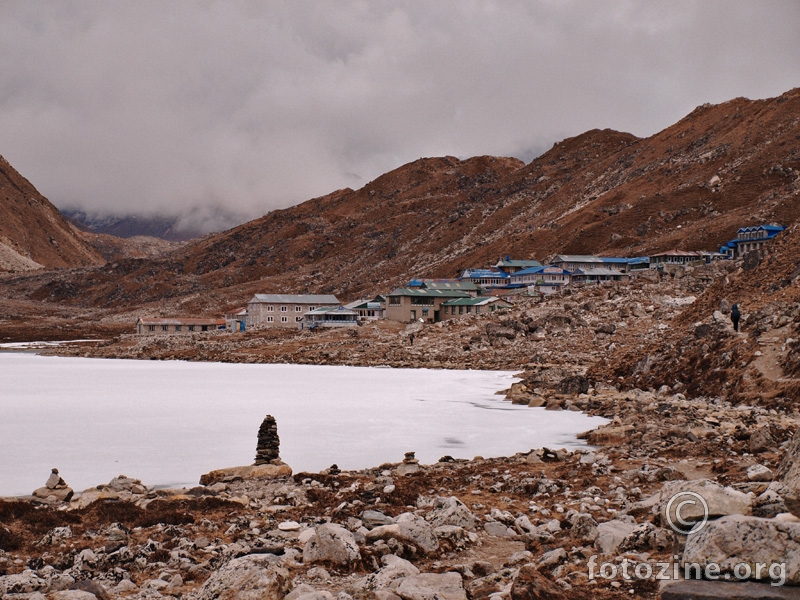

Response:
(722, 225), (786, 258)
(459, 268), (510, 289)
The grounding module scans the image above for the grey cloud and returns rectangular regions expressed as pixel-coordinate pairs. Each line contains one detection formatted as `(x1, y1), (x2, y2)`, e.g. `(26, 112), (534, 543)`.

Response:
(1, 1), (799, 233)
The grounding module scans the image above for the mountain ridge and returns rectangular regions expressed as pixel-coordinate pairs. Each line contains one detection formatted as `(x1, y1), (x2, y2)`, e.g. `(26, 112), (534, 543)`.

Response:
(4, 87), (800, 315)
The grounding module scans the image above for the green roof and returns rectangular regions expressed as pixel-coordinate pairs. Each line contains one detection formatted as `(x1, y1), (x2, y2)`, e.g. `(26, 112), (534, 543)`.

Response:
(388, 287), (471, 298)
(441, 296), (512, 307)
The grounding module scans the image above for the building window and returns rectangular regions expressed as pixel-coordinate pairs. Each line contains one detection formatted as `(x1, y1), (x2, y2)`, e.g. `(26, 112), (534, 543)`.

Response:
(201, 325), (208, 331)
(466, 306), (472, 313)
(267, 316), (274, 322)
(281, 306), (287, 312)
(475, 306), (480, 314)
(281, 316), (288, 322)
(309, 306), (316, 311)
(188, 325), (195, 331)
(459, 306), (464, 315)
(148, 325), (155, 332)
(175, 325), (182, 332)
(295, 306), (302, 312)
(162, 325), (168, 332)
(296, 316), (303, 322)
(389, 296), (401, 306)
(267, 305), (274, 312)
(422, 308), (429, 316)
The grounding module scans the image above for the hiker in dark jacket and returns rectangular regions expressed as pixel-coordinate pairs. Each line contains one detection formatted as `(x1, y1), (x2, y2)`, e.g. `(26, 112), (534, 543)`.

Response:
(731, 304), (741, 332)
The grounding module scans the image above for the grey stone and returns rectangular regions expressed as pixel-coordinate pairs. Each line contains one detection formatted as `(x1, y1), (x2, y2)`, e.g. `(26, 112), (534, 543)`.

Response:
(303, 524), (361, 567)
(484, 521), (516, 538)
(194, 554), (292, 600)
(751, 429), (775, 454)
(661, 579), (800, 599)
(659, 480), (753, 525)
(683, 514), (800, 586)
(537, 548), (567, 569)
(594, 520), (636, 556)
(426, 497), (477, 531)
(779, 430), (800, 518)
(395, 573), (466, 600)
(361, 555), (420, 590)
(748, 465), (775, 483)
(0, 571), (48, 596)
(284, 584), (335, 600)
(50, 592), (98, 600)
(367, 513), (438, 554)
(362, 510), (395, 529)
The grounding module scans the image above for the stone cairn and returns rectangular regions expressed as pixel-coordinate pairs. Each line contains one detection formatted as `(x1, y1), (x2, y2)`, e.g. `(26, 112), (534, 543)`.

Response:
(254, 415), (281, 465)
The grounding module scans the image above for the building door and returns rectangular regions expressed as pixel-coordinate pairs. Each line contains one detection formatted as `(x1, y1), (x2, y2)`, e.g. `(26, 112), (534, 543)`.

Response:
(434, 310), (440, 322)
(410, 310), (416, 321)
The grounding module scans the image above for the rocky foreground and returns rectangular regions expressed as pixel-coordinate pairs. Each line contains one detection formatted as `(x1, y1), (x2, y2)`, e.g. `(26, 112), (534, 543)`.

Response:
(4, 259), (800, 599)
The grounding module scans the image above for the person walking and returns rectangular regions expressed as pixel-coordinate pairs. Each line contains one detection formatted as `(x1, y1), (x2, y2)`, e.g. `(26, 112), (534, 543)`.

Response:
(731, 304), (741, 332)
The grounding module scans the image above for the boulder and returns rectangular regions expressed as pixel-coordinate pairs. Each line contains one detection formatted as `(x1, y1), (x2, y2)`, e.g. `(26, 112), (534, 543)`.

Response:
(0, 571), (48, 596)
(367, 513), (439, 554)
(199, 463), (292, 486)
(180, 554), (293, 600)
(395, 572), (466, 600)
(509, 564), (566, 600)
(303, 523), (361, 567)
(594, 520), (636, 556)
(361, 555), (420, 590)
(747, 464), (775, 482)
(661, 579), (800, 599)
(658, 479), (753, 525)
(426, 497), (477, 531)
(683, 514), (800, 586)
(779, 430), (800, 518)
(362, 510), (396, 529)
(750, 428), (775, 454)
(284, 584), (335, 600)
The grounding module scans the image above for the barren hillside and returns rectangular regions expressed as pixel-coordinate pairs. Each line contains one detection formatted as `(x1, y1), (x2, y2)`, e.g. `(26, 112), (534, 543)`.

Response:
(0, 156), (104, 271)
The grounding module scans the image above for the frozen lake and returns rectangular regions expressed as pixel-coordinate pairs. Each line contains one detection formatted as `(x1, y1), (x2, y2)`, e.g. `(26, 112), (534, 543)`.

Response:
(0, 353), (607, 497)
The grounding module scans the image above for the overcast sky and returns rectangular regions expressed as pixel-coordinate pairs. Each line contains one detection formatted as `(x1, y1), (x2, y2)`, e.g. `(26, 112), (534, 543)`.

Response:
(2, 1), (799, 232)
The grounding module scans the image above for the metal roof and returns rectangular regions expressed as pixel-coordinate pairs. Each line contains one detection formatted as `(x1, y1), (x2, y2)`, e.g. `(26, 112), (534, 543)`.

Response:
(551, 255), (604, 264)
(388, 287), (471, 298)
(305, 306), (357, 315)
(250, 294), (340, 304)
(138, 318), (226, 326)
(512, 266), (571, 277)
(460, 269), (510, 279)
(441, 296), (511, 306)
(495, 258), (542, 267)
(573, 268), (628, 276)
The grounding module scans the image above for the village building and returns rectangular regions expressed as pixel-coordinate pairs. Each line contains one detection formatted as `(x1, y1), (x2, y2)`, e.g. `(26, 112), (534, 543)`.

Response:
(245, 294), (340, 328)
(719, 225), (786, 258)
(549, 255), (604, 272)
(571, 267), (630, 283)
(440, 296), (513, 319)
(406, 279), (479, 296)
(509, 265), (571, 286)
(648, 250), (702, 268)
(386, 287), (471, 323)
(302, 306), (359, 329)
(458, 268), (510, 289)
(493, 257), (542, 274)
(136, 317), (226, 335)
(224, 308), (248, 332)
(344, 296), (386, 321)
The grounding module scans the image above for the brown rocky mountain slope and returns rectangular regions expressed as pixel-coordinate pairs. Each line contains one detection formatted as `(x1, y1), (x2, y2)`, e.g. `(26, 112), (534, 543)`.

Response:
(0, 156), (104, 272)
(7, 88), (800, 315)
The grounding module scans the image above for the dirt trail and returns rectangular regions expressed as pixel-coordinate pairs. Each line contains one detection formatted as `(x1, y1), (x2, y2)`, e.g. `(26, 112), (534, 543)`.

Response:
(754, 325), (796, 382)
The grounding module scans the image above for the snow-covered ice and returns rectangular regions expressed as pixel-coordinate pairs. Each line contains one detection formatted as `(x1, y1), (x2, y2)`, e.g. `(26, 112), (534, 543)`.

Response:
(0, 353), (607, 496)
